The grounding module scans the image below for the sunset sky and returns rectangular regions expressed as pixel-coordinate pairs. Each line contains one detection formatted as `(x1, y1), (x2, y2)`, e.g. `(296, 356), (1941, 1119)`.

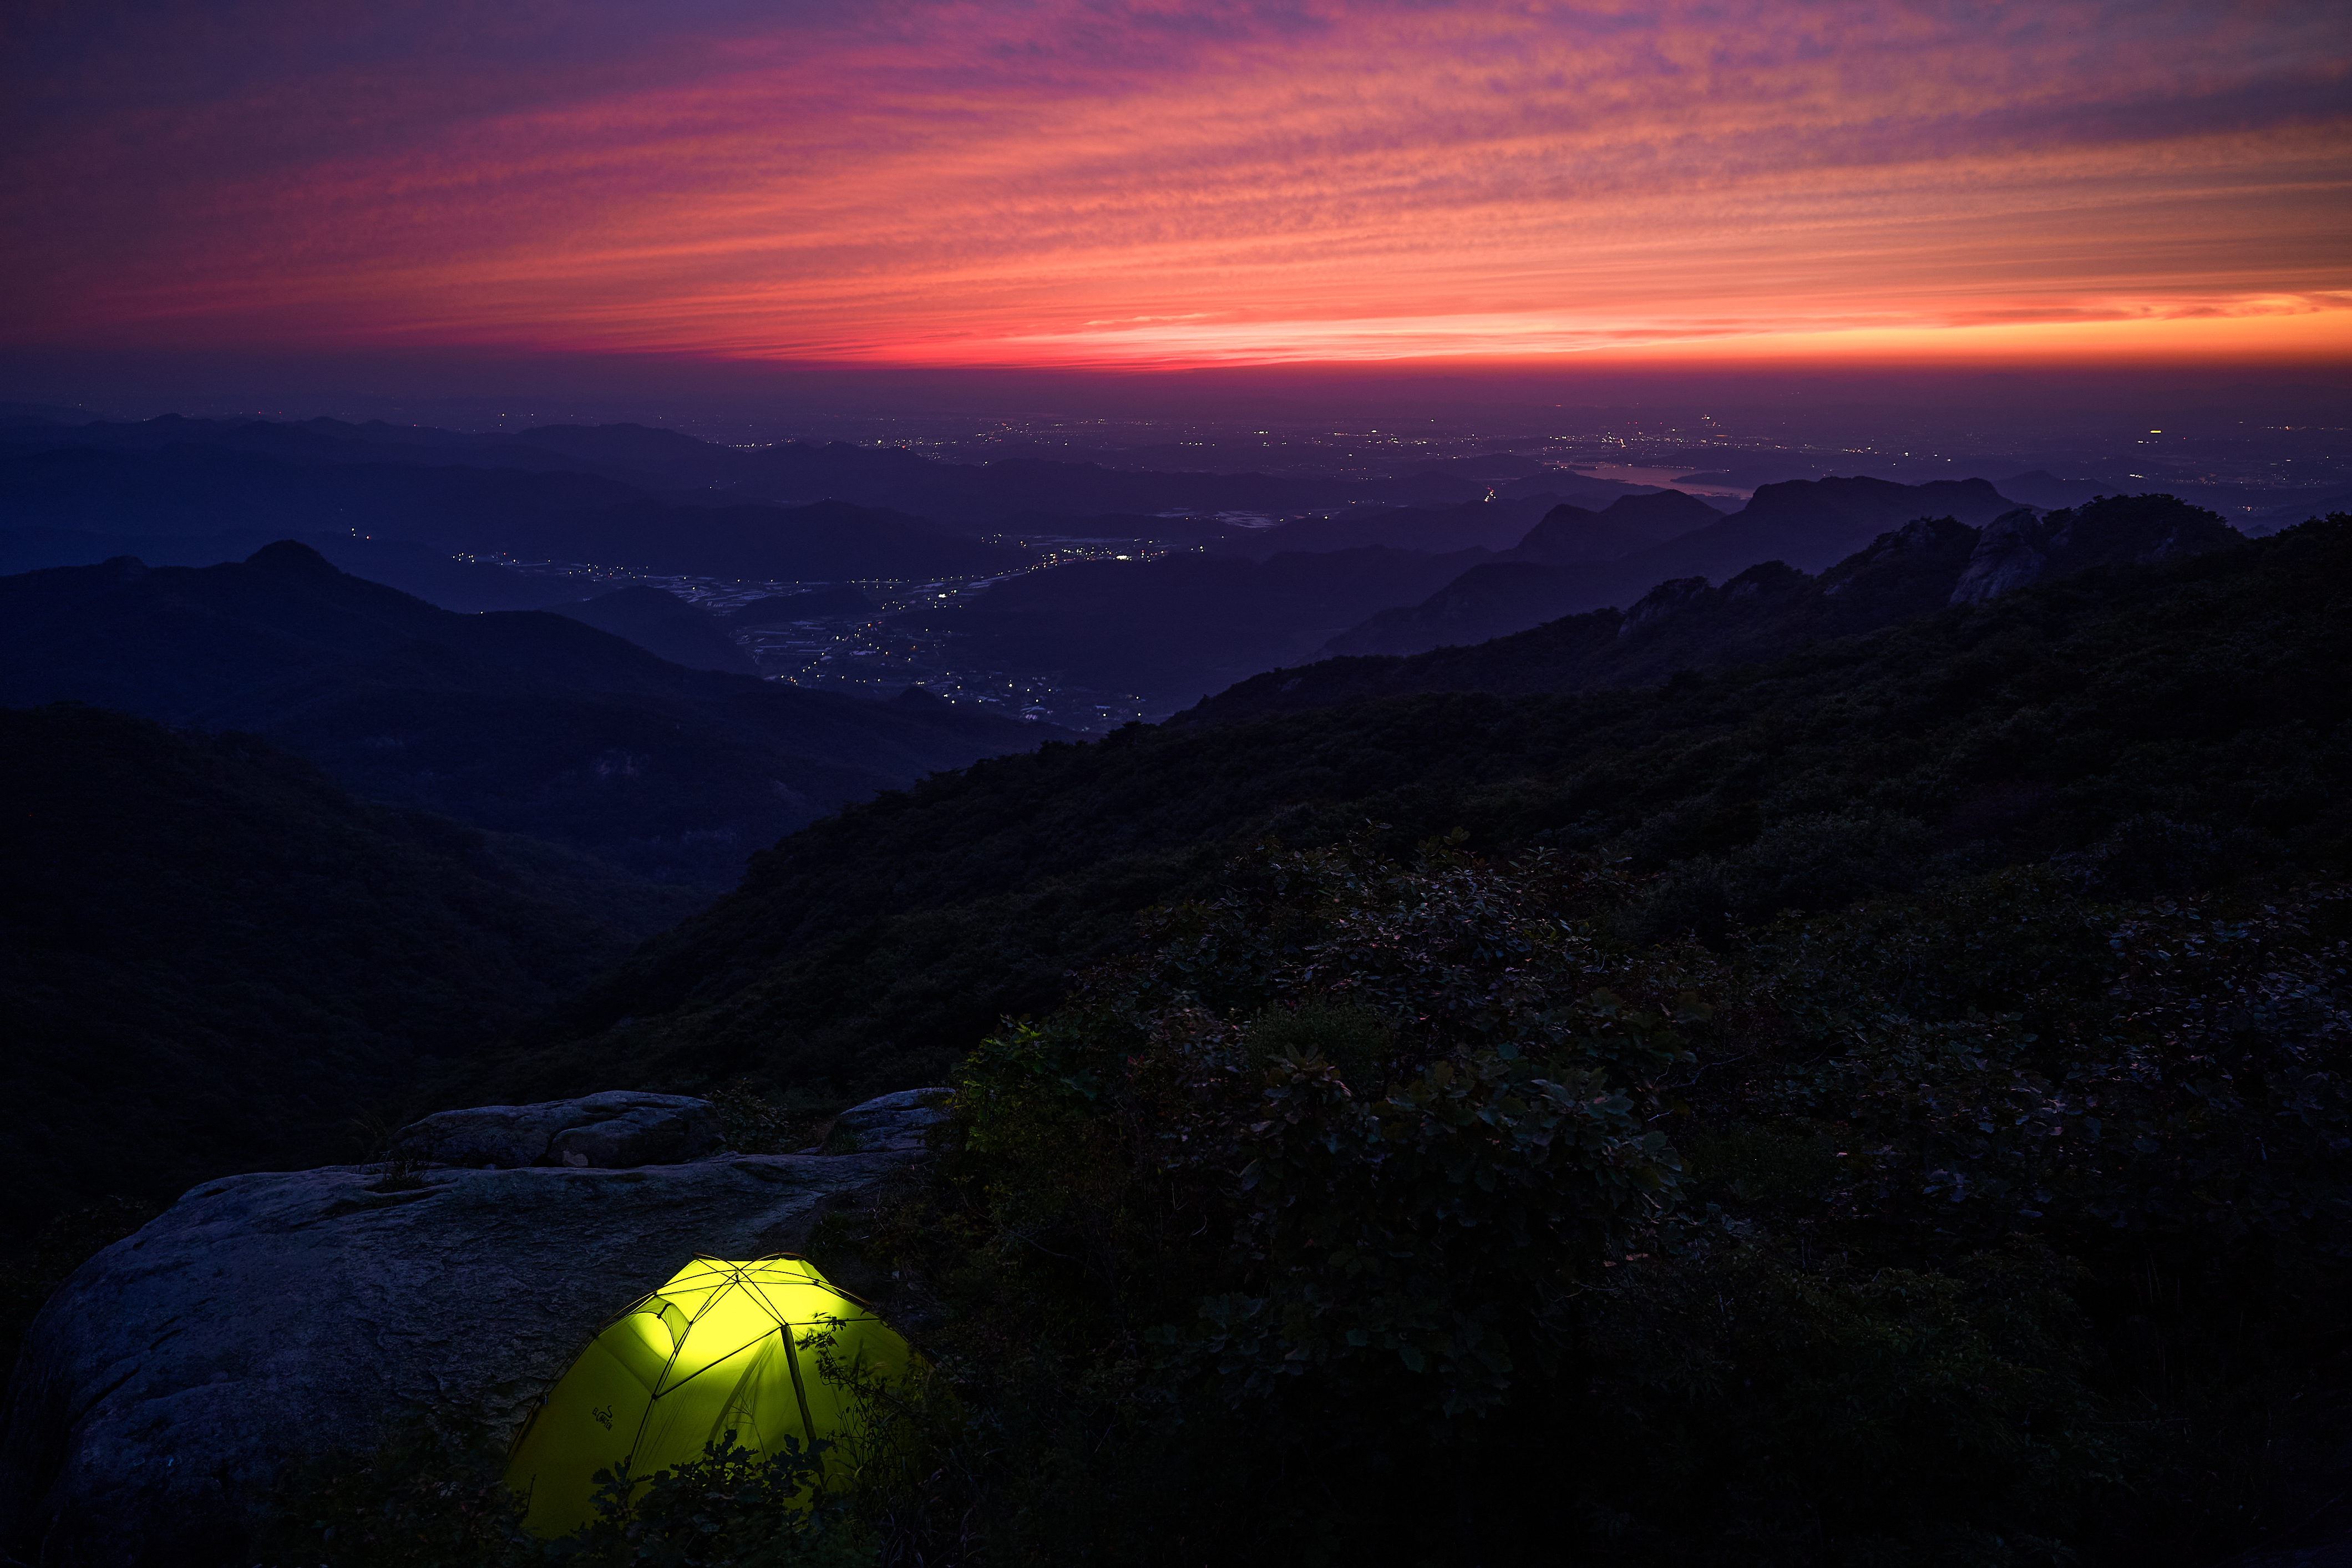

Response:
(6, 0), (2348, 378)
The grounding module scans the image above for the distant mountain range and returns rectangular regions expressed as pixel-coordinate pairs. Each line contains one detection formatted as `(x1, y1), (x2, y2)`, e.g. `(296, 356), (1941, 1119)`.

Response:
(0, 443), (1027, 585)
(11, 417), (2344, 732)
(491, 503), (2346, 1105)
(0, 414), (1645, 564)
(0, 526), (574, 611)
(879, 479), (2232, 711)
(1508, 489), (1731, 565)
(0, 543), (1062, 889)
(1323, 476), (2026, 657)
(1180, 494), (2244, 724)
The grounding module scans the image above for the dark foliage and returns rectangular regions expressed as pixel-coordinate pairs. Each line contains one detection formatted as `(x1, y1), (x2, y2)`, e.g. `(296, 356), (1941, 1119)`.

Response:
(258, 1423), (865, 1567)
(488, 515), (2351, 1106)
(0, 704), (655, 1244)
(812, 840), (2351, 1565)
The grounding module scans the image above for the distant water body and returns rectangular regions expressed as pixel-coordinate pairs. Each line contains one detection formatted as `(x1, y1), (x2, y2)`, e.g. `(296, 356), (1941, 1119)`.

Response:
(1572, 463), (1752, 500)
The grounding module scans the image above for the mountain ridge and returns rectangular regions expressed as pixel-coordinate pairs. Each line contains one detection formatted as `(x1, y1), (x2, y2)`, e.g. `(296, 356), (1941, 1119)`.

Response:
(0, 544), (1063, 887)
(1324, 475), (2026, 657)
(1183, 494), (2243, 724)
(464, 507), (2348, 1105)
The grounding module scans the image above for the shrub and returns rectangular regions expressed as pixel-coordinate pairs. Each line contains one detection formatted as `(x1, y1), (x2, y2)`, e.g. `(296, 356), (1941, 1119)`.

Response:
(845, 843), (2351, 1564)
(259, 1423), (868, 1568)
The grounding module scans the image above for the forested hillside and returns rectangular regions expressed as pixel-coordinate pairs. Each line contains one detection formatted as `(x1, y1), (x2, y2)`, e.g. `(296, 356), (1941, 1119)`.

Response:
(0, 705), (660, 1244)
(0, 543), (1057, 888)
(1185, 494), (2243, 723)
(303, 510), (2352, 1566)
(478, 512), (2351, 1108)
(1325, 474), (2025, 656)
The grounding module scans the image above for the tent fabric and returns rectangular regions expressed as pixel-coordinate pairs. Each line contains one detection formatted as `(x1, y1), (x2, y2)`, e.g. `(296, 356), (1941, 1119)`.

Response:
(503, 1255), (915, 1537)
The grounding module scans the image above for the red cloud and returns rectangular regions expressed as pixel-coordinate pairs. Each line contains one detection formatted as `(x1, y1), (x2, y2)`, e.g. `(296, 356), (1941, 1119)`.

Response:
(7, 1), (2346, 369)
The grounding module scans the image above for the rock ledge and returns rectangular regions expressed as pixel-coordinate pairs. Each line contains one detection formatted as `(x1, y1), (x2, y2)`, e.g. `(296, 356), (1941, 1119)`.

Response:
(0, 1087), (952, 1567)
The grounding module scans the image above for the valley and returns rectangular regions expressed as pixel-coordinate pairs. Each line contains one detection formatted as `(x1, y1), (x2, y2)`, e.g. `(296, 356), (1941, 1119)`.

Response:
(4, 406), (2350, 1568)
(11, 7), (2349, 1559)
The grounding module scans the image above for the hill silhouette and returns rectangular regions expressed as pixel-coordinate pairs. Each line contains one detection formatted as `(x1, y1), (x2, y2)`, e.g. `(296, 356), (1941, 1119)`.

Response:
(0, 444), (638, 539)
(0, 704), (647, 1242)
(1509, 488), (1730, 564)
(469, 510), (2351, 1105)
(0, 416), (1638, 541)
(0, 544), (1061, 887)
(548, 586), (759, 674)
(1327, 475), (2024, 656)
(0, 526), (571, 611)
(904, 544), (1497, 708)
(1185, 495), (2243, 723)
(720, 585), (878, 627)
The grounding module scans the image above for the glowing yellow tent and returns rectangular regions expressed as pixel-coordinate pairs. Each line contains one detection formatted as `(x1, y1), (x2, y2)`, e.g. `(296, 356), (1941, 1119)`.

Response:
(504, 1255), (916, 1537)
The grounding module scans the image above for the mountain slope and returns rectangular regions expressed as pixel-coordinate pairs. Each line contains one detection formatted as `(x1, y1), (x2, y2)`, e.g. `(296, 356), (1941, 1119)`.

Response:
(1510, 488), (1730, 564)
(901, 545), (1495, 708)
(0, 544), (1060, 886)
(0, 705), (639, 1240)
(548, 585), (759, 673)
(1327, 475), (2022, 657)
(0, 526), (572, 611)
(469, 514), (2352, 1104)
(1184, 495), (2242, 724)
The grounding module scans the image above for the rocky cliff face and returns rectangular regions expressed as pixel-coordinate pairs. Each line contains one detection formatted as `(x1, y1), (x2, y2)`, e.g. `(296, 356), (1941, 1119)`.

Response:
(0, 1088), (950, 1567)
(1949, 494), (2241, 606)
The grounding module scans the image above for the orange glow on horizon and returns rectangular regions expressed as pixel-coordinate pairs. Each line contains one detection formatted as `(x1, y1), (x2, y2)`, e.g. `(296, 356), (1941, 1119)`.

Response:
(6, 2), (2346, 374)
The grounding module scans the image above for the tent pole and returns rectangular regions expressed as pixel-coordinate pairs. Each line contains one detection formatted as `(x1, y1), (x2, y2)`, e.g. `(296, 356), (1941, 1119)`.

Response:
(777, 1325), (820, 1454)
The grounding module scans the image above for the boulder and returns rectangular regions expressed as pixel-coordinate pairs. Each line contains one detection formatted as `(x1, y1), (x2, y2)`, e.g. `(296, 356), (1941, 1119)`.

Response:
(0, 1088), (952, 1568)
(1615, 575), (1709, 639)
(1952, 494), (2239, 607)
(828, 1087), (954, 1154)
(1949, 508), (2051, 605)
(391, 1089), (723, 1170)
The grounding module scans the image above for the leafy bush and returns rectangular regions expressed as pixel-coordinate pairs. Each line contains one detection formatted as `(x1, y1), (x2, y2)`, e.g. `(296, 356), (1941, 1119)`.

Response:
(959, 838), (1700, 1414)
(828, 839), (2351, 1565)
(260, 1424), (868, 1568)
